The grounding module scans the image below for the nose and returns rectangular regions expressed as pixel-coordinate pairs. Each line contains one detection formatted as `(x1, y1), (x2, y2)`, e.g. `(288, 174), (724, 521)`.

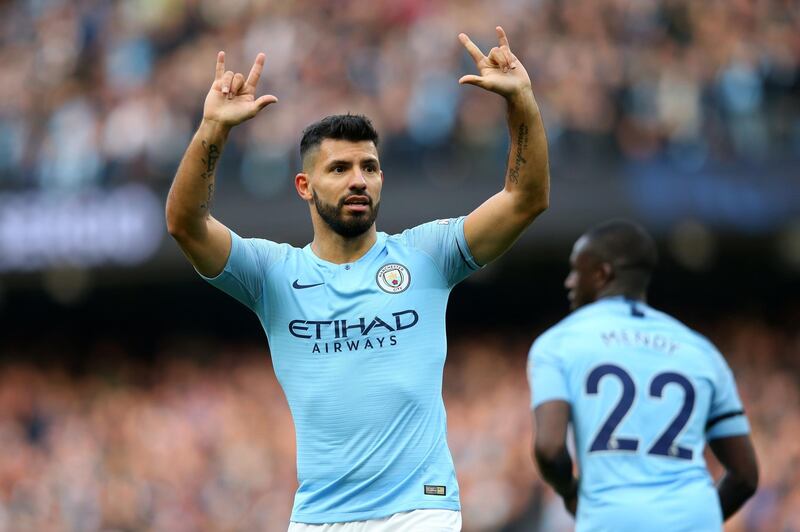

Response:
(349, 169), (367, 190)
(564, 272), (575, 290)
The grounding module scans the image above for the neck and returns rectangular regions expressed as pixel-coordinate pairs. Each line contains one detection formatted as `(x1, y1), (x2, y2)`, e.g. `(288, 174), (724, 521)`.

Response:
(310, 224), (378, 264)
(597, 284), (647, 303)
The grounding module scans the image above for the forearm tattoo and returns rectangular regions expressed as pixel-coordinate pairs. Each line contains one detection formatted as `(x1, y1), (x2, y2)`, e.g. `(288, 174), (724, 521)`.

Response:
(508, 123), (529, 184)
(200, 182), (215, 211)
(200, 140), (220, 180)
(199, 140), (220, 211)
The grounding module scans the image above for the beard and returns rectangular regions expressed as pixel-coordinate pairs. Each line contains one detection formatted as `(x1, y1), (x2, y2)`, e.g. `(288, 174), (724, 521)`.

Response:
(313, 190), (380, 238)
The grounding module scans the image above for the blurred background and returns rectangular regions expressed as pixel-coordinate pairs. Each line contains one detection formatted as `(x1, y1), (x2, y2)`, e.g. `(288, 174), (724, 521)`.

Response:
(1, 0), (799, 530)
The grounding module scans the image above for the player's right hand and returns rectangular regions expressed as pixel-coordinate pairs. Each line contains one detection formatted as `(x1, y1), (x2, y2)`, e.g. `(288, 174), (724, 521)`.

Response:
(203, 51), (278, 128)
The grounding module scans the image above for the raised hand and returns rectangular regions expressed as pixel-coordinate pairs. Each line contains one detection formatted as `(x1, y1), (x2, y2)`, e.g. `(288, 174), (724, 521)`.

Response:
(458, 26), (531, 100)
(203, 51), (278, 127)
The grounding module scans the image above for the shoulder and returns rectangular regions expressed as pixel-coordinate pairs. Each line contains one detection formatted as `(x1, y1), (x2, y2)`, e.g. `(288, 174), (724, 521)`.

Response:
(386, 218), (469, 264)
(391, 218), (464, 244)
(236, 236), (302, 270)
(530, 310), (588, 356)
(531, 300), (629, 355)
(545, 301), (608, 335)
(241, 237), (298, 254)
(643, 305), (730, 372)
(647, 305), (721, 353)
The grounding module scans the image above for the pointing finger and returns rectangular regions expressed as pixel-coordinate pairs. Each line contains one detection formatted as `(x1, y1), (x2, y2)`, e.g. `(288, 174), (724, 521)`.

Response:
(215, 51), (225, 81)
(245, 53), (266, 90)
(496, 26), (510, 48)
(458, 33), (485, 64)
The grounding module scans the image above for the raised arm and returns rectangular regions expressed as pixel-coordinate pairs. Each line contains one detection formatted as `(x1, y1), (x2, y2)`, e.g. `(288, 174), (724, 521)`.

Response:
(166, 51), (277, 277)
(459, 27), (549, 266)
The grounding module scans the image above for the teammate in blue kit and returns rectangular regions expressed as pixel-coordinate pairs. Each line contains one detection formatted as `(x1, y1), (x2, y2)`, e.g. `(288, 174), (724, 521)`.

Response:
(166, 26), (550, 530)
(528, 220), (758, 532)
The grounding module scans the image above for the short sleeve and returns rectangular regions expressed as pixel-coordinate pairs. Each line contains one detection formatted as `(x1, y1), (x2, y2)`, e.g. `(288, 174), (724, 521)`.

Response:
(706, 350), (750, 440)
(400, 217), (481, 287)
(198, 229), (287, 311)
(528, 334), (571, 409)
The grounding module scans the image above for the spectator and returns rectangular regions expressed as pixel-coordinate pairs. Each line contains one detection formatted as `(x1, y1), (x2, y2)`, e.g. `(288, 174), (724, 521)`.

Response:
(0, 317), (796, 531)
(0, 0), (797, 189)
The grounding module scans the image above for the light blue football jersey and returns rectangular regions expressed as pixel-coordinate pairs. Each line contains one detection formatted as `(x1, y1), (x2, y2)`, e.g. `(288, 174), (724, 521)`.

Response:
(528, 296), (750, 532)
(201, 217), (480, 523)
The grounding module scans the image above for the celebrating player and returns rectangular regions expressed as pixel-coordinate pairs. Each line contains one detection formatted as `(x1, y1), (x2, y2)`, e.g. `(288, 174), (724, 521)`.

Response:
(166, 27), (549, 530)
(528, 220), (758, 531)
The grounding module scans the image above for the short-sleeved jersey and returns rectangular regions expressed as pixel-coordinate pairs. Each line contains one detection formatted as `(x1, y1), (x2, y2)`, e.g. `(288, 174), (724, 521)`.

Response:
(528, 297), (749, 532)
(201, 217), (480, 524)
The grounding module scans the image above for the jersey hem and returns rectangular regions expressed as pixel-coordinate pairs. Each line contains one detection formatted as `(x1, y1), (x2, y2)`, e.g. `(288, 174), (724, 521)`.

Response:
(289, 500), (461, 524)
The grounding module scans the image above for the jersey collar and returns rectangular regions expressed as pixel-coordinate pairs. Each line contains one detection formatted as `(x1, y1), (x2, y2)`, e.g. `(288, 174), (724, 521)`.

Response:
(303, 232), (387, 268)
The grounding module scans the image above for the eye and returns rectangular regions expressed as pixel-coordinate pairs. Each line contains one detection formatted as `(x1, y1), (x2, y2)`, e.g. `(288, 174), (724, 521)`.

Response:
(364, 165), (377, 173)
(332, 166), (344, 174)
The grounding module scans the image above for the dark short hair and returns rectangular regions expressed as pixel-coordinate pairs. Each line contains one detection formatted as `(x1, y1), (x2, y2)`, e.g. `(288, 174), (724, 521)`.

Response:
(584, 219), (658, 288)
(300, 114), (379, 167)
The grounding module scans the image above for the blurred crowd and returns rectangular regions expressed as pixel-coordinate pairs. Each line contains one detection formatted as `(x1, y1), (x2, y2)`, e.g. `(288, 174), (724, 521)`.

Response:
(0, 319), (798, 531)
(0, 0), (798, 194)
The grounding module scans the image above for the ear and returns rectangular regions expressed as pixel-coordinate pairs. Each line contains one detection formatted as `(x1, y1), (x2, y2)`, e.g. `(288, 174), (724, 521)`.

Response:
(596, 262), (614, 288)
(295, 173), (312, 201)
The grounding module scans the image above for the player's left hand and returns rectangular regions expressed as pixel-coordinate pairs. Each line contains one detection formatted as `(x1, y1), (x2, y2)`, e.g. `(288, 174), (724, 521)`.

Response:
(458, 26), (532, 100)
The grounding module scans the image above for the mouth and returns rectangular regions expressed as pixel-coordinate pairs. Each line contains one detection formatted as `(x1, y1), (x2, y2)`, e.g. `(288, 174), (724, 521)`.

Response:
(342, 196), (371, 213)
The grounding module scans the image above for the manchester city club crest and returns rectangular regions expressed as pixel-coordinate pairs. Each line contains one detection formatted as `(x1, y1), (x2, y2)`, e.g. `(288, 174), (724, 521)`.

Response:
(376, 263), (411, 293)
